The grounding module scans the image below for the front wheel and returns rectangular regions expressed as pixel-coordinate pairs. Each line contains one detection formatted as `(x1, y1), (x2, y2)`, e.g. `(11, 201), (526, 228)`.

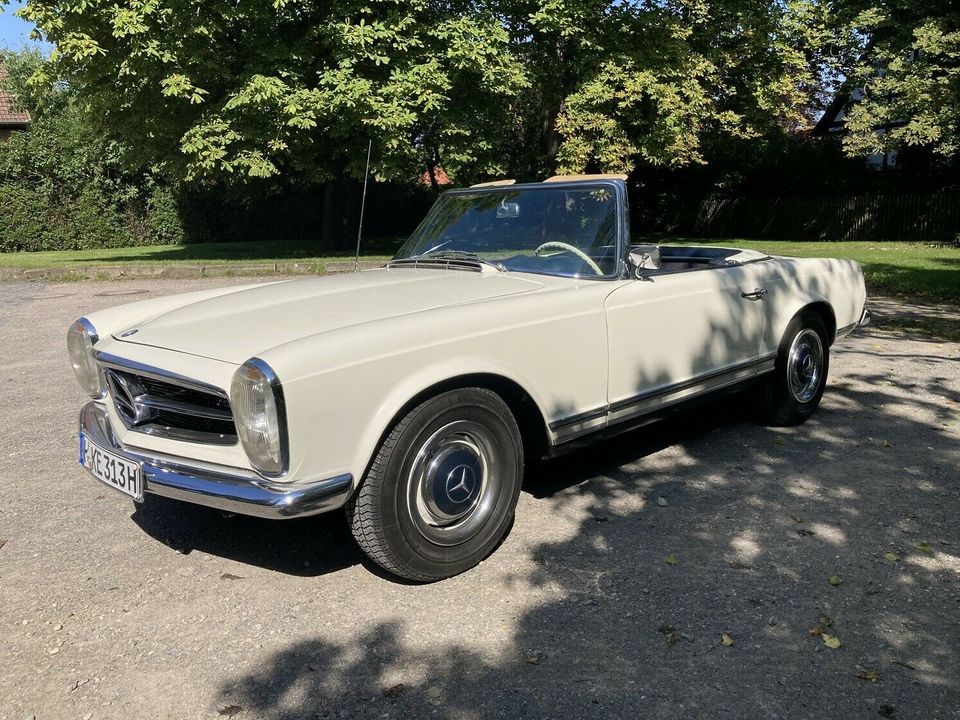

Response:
(757, 313), (830, 426)
(346, 388), (523, 582)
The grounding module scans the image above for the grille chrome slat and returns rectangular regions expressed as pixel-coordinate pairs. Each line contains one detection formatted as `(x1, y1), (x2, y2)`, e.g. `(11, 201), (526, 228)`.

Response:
(102, 366), (237, 446)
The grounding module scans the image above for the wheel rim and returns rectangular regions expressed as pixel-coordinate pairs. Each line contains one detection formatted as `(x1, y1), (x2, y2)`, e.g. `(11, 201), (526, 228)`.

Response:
(407, 421), (499, 547)
(787, 329), (824, 403)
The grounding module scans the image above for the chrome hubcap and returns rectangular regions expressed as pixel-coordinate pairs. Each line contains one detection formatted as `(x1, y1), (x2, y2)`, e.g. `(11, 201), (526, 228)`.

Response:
(788, 329), (824, 403)
(408, 422), (497, 546)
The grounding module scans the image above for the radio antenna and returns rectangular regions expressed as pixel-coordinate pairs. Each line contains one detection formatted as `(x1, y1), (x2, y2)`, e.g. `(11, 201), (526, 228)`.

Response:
(354, 139), (373, 272)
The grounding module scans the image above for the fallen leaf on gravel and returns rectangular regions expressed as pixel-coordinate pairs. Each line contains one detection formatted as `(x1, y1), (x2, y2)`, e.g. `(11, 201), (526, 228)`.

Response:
(878, 704), (896, 717)
(0, 538), (6, 551)
(798, 528), (816, 537)
(220, 573), (244, 581)
(884, 552), (899, 563)
(856, 669), (880, 683)
(721, 633), (735, 647)
(728, 560), (752, 569)
(822, 634), (842, 649)
(383, 684), (404, 698)
(829, 575), (844, 586)
(664, 554), (678, 566)
(809, 615), (834, 636)
(658, 624), (680, 646)
(774, 437), (787, 446)
(525, 654), (541, 665)
(917, 542), (934, 555)
(218, 705), (242, 717)
(882, 439), (892, 448)
(426, 686), (442, 699)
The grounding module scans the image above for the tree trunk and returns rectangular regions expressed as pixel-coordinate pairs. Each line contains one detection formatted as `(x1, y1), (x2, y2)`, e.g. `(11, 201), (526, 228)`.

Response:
(541, 98), (563, 176)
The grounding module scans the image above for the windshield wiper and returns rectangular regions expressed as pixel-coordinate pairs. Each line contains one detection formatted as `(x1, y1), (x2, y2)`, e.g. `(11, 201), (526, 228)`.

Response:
(407, 249), (507, 272)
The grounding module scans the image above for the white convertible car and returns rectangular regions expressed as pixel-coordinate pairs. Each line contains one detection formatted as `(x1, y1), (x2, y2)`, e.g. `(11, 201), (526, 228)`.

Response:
(69, 175), (869, 580)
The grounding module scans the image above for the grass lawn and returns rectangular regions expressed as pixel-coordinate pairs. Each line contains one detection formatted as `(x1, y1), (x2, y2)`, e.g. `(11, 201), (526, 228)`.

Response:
(669, 238), (960, 302)
(1, 236), (957, 302)
(0, 237), (401, 270)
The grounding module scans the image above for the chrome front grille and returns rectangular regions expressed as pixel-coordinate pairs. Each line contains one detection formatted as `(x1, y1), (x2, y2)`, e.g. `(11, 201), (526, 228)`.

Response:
(103, 367), (237, 446)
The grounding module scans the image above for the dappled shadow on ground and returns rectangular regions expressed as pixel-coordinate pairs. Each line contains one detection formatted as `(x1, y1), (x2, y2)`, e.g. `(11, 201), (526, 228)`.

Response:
(212, 332), (959, 718)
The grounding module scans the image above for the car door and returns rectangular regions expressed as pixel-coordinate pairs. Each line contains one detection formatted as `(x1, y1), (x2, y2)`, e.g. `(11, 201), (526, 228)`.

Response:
(603, 264), (769, 427)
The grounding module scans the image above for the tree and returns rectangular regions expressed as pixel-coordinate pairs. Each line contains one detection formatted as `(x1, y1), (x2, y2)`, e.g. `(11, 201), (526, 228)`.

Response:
(834, 1), (960, 159)
(13, 0), (850, 186)
(15, 0), (528, 185)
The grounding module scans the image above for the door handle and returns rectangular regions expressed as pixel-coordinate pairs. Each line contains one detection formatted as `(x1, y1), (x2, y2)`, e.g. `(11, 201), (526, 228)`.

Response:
(741, 288), (767, 300)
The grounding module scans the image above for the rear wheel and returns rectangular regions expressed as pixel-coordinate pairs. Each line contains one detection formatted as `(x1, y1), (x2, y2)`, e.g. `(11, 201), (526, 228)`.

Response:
(346, 388), (523, 581)
(758, 313), (830, 426)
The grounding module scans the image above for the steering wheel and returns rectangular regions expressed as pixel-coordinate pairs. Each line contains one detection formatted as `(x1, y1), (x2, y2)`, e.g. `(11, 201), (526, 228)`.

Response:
(534, 241), (604, 276)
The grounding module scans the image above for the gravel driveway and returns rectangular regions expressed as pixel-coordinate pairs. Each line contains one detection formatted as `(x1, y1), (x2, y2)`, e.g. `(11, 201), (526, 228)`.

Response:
(1, 278), (958, 720)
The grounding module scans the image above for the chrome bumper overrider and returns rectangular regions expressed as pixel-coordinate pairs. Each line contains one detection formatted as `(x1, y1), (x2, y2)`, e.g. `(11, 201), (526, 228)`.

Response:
(79, 402), (353, 519)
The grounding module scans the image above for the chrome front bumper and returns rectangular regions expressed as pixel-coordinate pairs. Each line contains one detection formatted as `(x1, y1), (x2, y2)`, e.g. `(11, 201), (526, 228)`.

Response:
(79, 402), (353, 519)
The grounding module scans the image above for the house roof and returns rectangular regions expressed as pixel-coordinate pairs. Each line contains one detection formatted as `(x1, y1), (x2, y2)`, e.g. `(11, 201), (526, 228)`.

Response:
(0, 63), (32, 127)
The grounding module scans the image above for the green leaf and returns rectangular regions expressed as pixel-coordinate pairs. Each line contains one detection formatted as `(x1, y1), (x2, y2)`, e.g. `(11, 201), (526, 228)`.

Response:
(721, 632), (734, 647)
(917, 542), (934, 555)
(822, 634), (842, 649)
(829, 575), (844, 586)
(664, 554), (678, 566)
(884, 552), (899, 563)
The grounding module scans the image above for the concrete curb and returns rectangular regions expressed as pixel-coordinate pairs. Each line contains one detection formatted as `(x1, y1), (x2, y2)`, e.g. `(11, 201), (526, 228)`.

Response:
(0, 259), (385, 282)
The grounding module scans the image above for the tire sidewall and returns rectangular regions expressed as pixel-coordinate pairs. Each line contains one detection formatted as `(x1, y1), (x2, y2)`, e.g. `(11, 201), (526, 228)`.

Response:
(377, 389), (523, 578)
(772, 313), (830, 423)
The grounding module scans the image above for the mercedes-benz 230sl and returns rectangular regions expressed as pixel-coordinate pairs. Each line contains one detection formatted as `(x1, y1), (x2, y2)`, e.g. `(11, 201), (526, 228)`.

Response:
(69, 175), (869, 580)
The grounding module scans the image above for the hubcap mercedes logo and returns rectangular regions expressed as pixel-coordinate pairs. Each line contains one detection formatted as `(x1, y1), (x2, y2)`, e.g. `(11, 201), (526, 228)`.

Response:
(445, 464), (477, 504)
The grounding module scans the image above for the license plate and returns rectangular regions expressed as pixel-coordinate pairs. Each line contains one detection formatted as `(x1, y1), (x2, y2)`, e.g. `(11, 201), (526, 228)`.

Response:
(79, 432), (143, 501)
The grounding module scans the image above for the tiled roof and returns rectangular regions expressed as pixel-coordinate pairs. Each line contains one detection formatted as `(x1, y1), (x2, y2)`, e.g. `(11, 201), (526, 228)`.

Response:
(0, 64), (32, 126)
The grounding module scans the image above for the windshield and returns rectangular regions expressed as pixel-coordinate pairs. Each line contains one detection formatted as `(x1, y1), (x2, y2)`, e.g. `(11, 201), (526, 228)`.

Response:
(394, 184), (621, 278)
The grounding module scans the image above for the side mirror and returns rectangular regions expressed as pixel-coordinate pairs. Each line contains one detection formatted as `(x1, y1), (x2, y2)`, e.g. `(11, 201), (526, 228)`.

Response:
(496, 201), (520, 219)
(628, 245), (661, 278)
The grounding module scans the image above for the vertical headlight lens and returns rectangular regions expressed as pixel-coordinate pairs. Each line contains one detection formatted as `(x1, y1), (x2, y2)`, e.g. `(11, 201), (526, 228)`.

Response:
(67, 318), (102, 398)
(231, 359), (287, 475)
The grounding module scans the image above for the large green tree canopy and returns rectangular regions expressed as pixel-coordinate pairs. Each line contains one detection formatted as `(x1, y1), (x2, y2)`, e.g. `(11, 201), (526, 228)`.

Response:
(8, 0), (857, 184)
(836, 0), (960, 159)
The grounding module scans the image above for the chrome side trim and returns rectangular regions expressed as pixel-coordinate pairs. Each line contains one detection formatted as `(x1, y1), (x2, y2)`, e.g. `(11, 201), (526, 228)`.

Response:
(79, 402), (352, 519)
(835, 306), (871, 341)
(96, 351), (229, 398)
(550, 353), (777, 444)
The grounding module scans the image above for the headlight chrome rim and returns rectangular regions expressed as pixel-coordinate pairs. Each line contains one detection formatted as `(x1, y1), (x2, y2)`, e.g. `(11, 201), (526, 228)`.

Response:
(67, 317), (104, 398)
(230, 358), (289, 477)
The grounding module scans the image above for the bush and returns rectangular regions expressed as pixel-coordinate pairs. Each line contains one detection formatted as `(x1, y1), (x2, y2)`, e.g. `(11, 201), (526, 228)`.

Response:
(144, 186), (185, 246)
(0, 50), (185, 253)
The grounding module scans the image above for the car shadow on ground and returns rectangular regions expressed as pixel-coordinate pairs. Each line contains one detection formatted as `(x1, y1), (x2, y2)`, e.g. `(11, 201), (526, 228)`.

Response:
(128, 397), (740, 580)
(206, 333), (959, 719)
(129, 496), (364, 578)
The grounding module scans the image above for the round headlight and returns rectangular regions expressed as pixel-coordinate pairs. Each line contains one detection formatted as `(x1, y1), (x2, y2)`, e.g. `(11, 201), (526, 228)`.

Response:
(231, 359), (288, 476)
(67, 318), (103, 398)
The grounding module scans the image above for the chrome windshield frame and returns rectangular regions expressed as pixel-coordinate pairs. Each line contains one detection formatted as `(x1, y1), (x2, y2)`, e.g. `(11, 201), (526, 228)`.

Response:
(395, 179), (629, 281)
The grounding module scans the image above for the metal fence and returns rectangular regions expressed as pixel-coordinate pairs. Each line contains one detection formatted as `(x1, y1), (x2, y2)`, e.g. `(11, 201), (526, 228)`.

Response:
(659, 193), (960, 243)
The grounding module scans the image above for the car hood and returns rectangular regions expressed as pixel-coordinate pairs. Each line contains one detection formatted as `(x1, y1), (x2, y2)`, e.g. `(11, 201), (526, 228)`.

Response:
(112, 268), (545, 364)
